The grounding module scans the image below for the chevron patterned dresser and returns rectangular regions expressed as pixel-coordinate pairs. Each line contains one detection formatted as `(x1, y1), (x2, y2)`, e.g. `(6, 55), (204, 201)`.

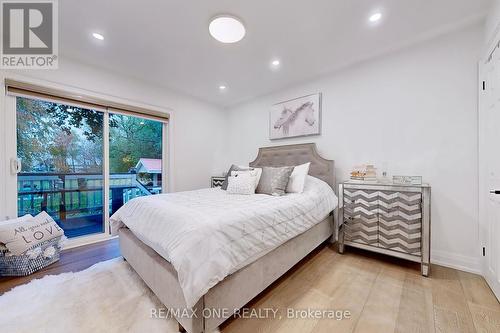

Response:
(338, 181), (431, 276)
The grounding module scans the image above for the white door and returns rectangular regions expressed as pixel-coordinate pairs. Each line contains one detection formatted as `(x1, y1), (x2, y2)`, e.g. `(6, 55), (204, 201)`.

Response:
(480, 44), (500, 300)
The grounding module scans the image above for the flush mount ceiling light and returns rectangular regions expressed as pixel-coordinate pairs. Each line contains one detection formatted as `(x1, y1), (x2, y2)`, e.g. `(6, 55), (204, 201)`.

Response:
(209, 15), (246, 43)
(219, 85), (227, 91)
(270, 58), (281, 71)
(92, 32), (104, 40)
(369, 12), (382, 23)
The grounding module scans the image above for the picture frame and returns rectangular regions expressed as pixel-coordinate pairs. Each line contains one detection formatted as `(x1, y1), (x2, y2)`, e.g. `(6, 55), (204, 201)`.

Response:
(269, 93), (322, 140)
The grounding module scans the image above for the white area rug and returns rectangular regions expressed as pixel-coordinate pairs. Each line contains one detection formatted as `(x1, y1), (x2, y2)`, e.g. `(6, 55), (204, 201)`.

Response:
(0, 258), (181, 333)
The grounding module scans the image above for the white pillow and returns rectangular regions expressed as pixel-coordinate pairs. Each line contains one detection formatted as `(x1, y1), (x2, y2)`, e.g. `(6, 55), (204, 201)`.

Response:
(227, 174), (256, 195)
(286, 162), (311, 193)
(231, 168), (262, 190)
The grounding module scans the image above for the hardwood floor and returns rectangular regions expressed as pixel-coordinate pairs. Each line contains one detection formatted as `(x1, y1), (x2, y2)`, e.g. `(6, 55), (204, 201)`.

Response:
(0, 238), (121, 295)
(1, 239), (499, 332)
(219, 246), (500, 333)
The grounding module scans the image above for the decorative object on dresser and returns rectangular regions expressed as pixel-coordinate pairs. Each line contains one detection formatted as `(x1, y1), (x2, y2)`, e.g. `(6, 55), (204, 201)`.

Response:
(350, 164), (377, 182)
(392, 175), (423, 185)
(211, 176), (225, 188)
(270, 93), (321, 140)
(338, 181), (431, 276)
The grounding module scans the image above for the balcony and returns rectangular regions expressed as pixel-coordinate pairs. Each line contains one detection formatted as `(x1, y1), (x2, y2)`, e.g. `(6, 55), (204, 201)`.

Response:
(17, 173), (161, 238)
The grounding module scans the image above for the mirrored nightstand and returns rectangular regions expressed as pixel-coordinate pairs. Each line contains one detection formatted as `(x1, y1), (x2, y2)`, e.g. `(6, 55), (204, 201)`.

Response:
(211, 176), (225, 188)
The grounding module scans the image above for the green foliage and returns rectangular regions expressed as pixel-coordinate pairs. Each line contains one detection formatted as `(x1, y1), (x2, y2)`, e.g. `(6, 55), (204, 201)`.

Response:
(109, 115), (162, 173)
(44, 102), (105, 141)
(17, 97), (105, 172)
(16, 97), (163, 174)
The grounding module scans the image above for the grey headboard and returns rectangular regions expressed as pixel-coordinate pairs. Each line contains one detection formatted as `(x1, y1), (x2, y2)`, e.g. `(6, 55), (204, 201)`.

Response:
(249, 143), (335, 189)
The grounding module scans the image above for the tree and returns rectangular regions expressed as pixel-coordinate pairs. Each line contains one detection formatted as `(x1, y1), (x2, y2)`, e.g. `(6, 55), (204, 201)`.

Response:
(17, 98), (104, 173)
(109, 114), (162, 173)
(17, 97), (163, 174)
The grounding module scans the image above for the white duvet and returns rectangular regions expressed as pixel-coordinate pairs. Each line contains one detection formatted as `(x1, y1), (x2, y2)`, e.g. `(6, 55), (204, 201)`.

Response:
(110, 175), (337, 308)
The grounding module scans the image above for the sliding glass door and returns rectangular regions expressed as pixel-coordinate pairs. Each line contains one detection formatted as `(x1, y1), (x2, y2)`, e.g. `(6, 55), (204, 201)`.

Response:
(109, 113), (163, 215)
(16, 97), (105, 238)
(13, 96), (167, 240)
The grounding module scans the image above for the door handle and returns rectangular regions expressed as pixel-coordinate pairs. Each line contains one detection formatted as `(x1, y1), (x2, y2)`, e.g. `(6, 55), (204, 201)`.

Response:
(10, 158), (21, 175)
(490, 190), (500, 194)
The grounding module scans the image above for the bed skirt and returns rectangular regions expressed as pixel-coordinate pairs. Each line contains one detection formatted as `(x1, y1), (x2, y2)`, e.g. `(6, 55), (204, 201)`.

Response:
(119, 215), (334, 333)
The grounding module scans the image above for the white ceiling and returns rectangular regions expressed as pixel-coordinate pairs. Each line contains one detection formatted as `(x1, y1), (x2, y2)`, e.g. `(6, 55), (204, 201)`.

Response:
(60, 0), (492, 107)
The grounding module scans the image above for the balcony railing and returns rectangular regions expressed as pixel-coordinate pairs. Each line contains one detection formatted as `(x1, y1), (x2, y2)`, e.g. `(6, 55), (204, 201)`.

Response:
(17, 172), (160, 238)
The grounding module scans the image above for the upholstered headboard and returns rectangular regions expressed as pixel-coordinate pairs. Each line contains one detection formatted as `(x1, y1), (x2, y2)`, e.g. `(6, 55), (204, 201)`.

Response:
(249, 143), (335, 189)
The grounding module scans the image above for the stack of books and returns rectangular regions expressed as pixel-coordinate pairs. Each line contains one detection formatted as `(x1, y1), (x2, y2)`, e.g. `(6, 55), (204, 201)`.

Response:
(350, 165), (378, 182)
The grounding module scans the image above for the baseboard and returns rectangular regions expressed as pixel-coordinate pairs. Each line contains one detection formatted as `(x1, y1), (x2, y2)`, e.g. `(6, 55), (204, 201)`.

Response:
(431, 250), (481, 274)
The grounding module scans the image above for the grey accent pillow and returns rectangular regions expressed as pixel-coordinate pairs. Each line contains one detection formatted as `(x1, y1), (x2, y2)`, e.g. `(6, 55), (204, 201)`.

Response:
(221, 164), (253, 190)
(256, 166), (294, 196)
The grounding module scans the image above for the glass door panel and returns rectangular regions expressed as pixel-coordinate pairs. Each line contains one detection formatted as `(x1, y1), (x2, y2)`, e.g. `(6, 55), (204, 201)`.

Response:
(16, 97), (105, 238)
(109, 113), (163, 215)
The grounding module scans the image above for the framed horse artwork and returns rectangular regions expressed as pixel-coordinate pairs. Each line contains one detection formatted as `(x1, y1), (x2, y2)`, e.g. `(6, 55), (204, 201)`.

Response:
(270, 93), (322, 140)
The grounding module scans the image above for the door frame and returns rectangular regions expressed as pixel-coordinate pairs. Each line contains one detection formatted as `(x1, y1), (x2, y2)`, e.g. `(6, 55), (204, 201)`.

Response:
(479, 33), (500, 299)
(0, 74), (173, 249)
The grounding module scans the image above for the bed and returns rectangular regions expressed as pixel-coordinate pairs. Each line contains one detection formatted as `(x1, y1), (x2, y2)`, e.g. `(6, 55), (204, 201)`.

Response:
(112, 143), (337, 333)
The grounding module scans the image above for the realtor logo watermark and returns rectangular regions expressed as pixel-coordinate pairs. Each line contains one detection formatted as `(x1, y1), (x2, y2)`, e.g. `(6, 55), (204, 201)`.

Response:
(1, 0), (58, 69)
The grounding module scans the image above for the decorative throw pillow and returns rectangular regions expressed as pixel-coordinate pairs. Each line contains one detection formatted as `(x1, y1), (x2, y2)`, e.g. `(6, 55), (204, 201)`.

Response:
(0, 211), (64, 255)
(0, 215), (34, 251)
(227, 173), (256, 195)
(256, 166), (294, 196)
(221, 164), (253, 190)
(231, 168), (262, 190)
(286, 162), (311, 193)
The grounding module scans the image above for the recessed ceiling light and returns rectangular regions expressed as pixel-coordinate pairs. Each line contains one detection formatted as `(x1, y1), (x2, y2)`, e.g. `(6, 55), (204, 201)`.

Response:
(369, 12), (382, 23)
(271, 59), (280, 66)
(92, 32), (104, 40)
(209, 16), (246, 43)
(219, 85), (227, 91)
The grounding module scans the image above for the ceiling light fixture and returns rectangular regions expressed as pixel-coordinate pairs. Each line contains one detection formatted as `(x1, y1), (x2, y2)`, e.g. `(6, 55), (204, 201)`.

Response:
(92, 32), (104, 40)
(369, 12), (382, 23)
(219, 85), (227, 91)
(209, 16), (246, 43)
(271, 59), (280, 66)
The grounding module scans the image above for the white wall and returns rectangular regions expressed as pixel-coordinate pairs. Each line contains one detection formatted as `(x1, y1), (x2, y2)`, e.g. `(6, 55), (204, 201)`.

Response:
(0, 57), (227, 212)
(224, 24), (483, 273)
(485, 0), (500, 48)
